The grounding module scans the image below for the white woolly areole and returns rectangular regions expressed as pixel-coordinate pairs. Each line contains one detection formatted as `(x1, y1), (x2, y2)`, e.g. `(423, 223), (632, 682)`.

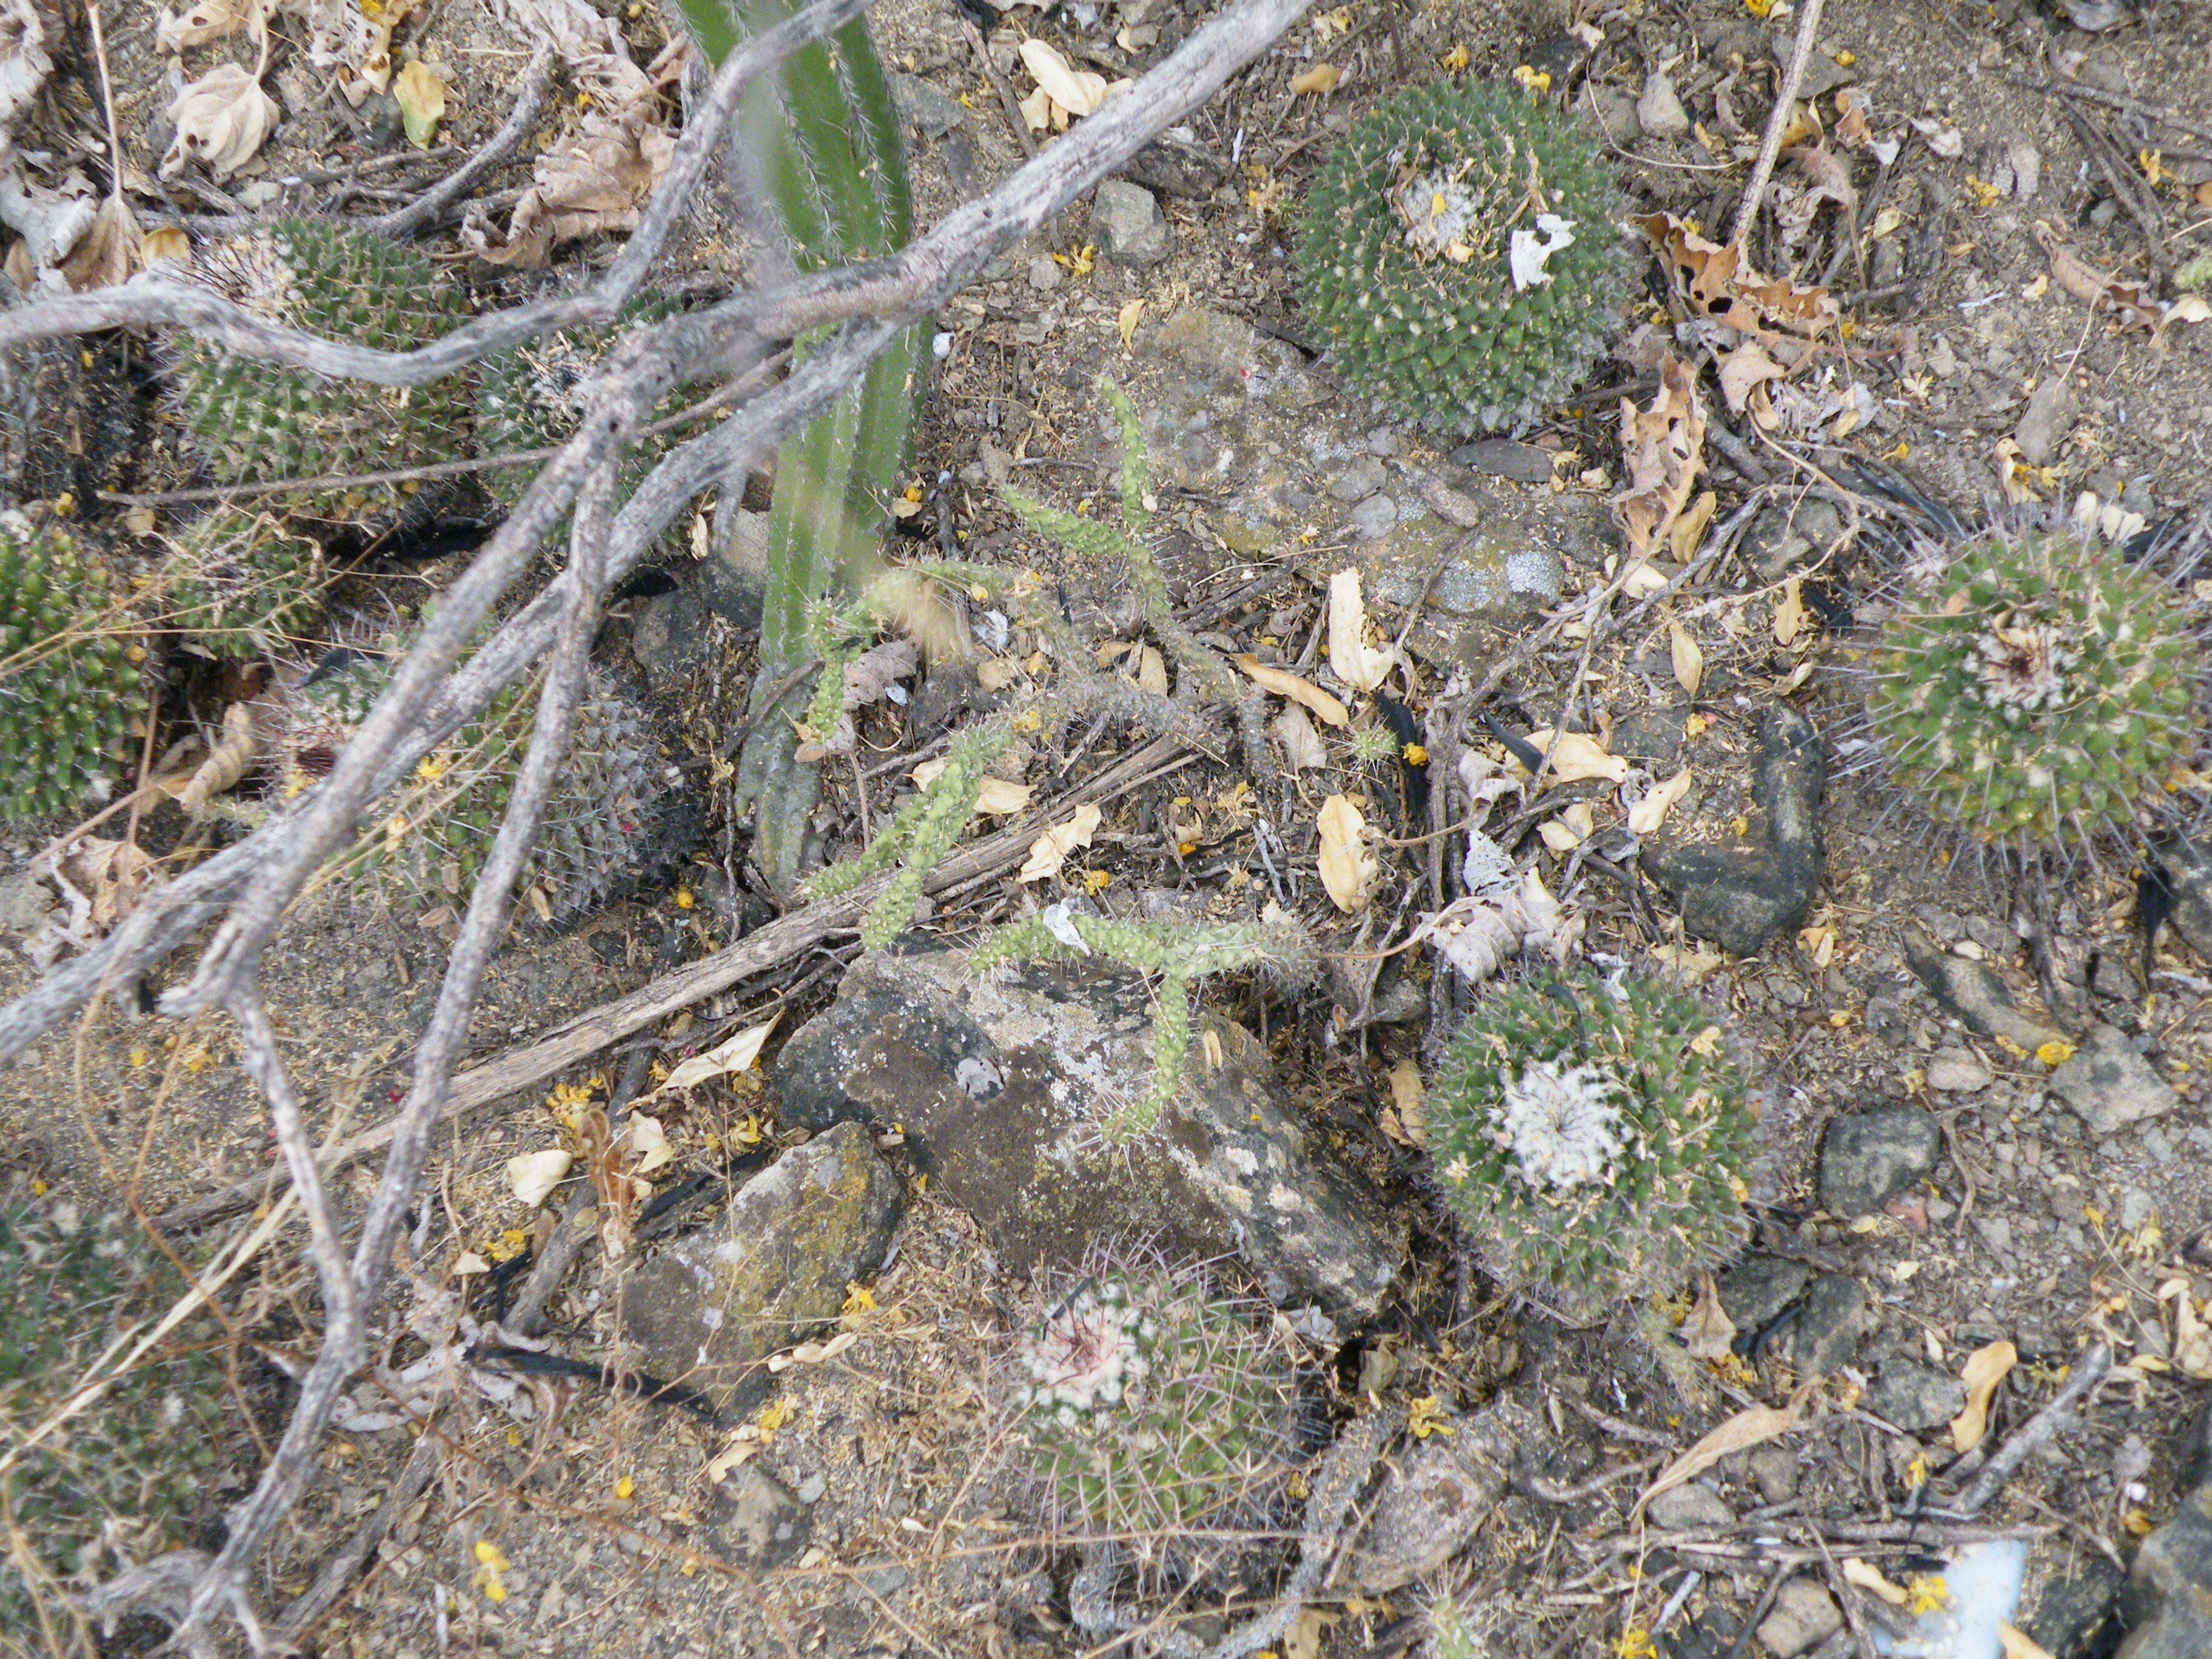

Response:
(1015, 1285), (1155, 1415)
(1972, 617), (2079, 714)
(1398, 173), (1481, 256)
(1498, 1059), (1626, 1191)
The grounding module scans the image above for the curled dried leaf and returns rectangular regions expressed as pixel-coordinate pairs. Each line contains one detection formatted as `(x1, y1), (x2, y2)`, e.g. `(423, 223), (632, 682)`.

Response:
(1236, 652), (1350, 728)
(1949, 1339), (2018, 1450)
(1612, 354), (1706, 559)
(1316, 793), (1378, 912)
(1326, 569), (1395, 692)
(161, 61), (280, 180)
(177, 702), (253, 816)
(1017, 802), (1101, 882)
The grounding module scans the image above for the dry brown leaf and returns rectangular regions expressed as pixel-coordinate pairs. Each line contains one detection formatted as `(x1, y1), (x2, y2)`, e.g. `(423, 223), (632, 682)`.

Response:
(1949, 1338), (2018, 1451)
(178, 703), (254, 816)
(1236, 653), (1350, 728)
(2165, 1281), (2212, 1379)
(506, 1147), (572, 1206)
(1669, 618), (1704, 696)
(1613, 354), (1706, 559)
(1316, 794), (1378, 913)
(1667, 489), (1719, 563)
(1716, 341), (1787, 414)
(1519, 729), (1629, 786)
(650, 1013), (779, 1099)
(157, 0), (256, 50)
(1417, 869), (1583, 983)
(1326, 569), (1395, 692)
(1636, 212), (1840, 340)
(1681, 1275), (1738, 1361)
(161, 61), (280, 180)
(1017, 803), (1102, 882)
(913, 756), (1032, 816)
(56, 196), (139, 293)
(1776, 146), (1857, 248)
(1133, 643), (1169, 697)
(1386, 1058), (1427, 1145)
(1997, 1624), (2056, 1659)
(1627, 768), (1692, 837)
(1270, 704), (1329, 770)
(1289, 62), (1341, 94)
(1773, 575), (1809, 647)
(624, 1113), (674, 1174)
(468, 104), (674, 267)
(1018, 38), (1108, 116)
(50, 837), (163, 936)
(1636, 1383), (1815, 1519)
(392, 58), (446, 149)
(1539, 800), (1594, 851)
(2032, 222), (2166, 330)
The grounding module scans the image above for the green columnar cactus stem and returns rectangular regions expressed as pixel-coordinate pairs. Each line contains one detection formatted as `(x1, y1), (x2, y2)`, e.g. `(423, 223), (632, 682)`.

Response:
(159, 508), (326, 657)
(973, 913), (1307, 1139)
(799, 715), (1015, 948)
(681, 0), (927, 893)
(170, 219), (472, 523)
(1864, 527), (2200, 849)
(0, 1191), (227, 1630)
(1296, 79), (1625, 435)
(1427, 971), (1754, 1318)
(0, 518), (141, 822)
(1000, 1262), (1295, 1575)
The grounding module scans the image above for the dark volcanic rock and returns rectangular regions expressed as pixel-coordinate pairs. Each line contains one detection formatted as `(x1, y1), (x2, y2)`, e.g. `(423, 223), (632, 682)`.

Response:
(2117, 1486), (2212, 1659)
(774, 944), (1404, 1321)
(1649, 705), (1824, 955)
(1818, 1105), (1940, 1217)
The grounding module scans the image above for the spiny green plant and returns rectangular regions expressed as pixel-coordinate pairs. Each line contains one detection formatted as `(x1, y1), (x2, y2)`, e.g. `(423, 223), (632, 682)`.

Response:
(799, 714), (1018, 951)
(680, 0), (928, 894)
(1296, 79), (1625, 435)
(0, 1188), (227, 1636)
(1863, 526), (2201, 850)
(0, 517), (142, 823)
(1000, 1257), (1297, 1578)
(972, 910), (1311, 1141)
(169, 218), (472, 523)
(1427, 971), (1754, 1318)
(157, 508), (326, 657)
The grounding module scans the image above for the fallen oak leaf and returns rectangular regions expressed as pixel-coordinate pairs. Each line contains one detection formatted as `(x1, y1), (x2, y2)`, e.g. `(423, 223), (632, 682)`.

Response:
(913, 758), (1031, 816)
(1516, 728), (1629, 786)
(1635, 212), (1840, 340)
(1017, 802), (1102, 882)
(1316, 793), (1378, 913)
(49, 836), (164, 935)
(161, 60), (280, 180)
(649, 1014), (780, 1099)
(466, 103), (674, 267)
(156, 0), (256, 50)
(1612, 353), (1706, 559)
(1018, 38), (1108, 117)
(392, 58), (446, 149)
(1668, 618), (1704, 696)
(1235, 653), (1350, 727)
(506, 1147), (573, 1207)
(1270, 703), (1329, 770)
(1680, 1273), (1737, 1362)
(1626, 767), (1692, 837)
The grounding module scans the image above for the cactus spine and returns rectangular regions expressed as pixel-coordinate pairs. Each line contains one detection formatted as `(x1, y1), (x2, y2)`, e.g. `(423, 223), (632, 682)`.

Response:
(158, 508), (326, 657)
(0, 517), (142, 822)
(1426, 972), (1754, 1317)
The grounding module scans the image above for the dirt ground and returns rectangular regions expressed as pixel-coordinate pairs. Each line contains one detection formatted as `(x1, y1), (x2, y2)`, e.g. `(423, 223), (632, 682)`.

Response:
(6, 0), (2212, 1654)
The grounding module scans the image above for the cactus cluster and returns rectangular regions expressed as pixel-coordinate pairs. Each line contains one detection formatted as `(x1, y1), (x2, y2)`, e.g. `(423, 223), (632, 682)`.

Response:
(1295, 79), (1626, 435)
(158, 508), (326, 657)
(476, 296), (685, 511)
(972, 911), (1309, 1141)
(1000, 1259), (1296, 1574)
(170, 218), (472, 523)
(1426, 972), (1753, 1318)
(1863, 526), (2201, 850)
(0, 517), (142, 823)
(0, 1187), (227, 1630)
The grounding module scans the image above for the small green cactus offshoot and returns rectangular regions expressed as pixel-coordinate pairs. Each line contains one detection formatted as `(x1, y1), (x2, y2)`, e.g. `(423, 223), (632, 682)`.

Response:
(1864, 527), (2200, 850)
(170, 218), (471, 523)
(799, 714), (1017, 950)
(1002, 1262), (1296, 1574)
(1427, 972), (1754, 1318)
(972, 912), (1307, 1141)
(1296, 79), (1625, 435)
(0, 517), (142, 822)
(158, 508), (326, 657)
(0, 1189), (227, 1630)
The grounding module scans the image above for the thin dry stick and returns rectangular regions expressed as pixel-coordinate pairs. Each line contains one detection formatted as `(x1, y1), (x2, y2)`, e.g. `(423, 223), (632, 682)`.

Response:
(1943, 1342), (2113, 1519)
(1728, 0), (1827, 252)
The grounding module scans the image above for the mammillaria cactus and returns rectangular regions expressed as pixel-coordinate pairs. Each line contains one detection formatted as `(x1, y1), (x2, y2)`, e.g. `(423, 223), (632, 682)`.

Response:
(169, 218), (471, 523)
(1862, 526), (2200, 852)
(1295, 79), (1626, 435)
(1000, 1259), (1297, 1577)
(1426, 972), (1753, 1317)
(475, 296), (685, 510)
(158, 507), (326, 657)
(0, 1187), (227, 1629)
(0, 517), (142, 822)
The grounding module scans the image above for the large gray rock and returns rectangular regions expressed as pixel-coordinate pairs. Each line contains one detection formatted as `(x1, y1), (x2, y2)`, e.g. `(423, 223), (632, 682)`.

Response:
(774, 945), (1403, 1321)
(1903, 929), (2067, 1051)
(2049, 1025), (2179, 1136)
(1865, 1361), (1966, 1433)
(2117, 1486), (2212, 1659)
(1343, 1401), (1518, 1591)
(1791, 1275), (1869, 1378)
(1091, 179), (1171, 268)
(1818, 1105), (1940, 1216)
(1650, 706), (1824, 956)
(615, 1121), (903, 1412)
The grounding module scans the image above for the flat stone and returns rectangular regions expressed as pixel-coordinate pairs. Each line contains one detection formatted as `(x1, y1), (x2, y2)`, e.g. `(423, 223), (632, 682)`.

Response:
(628, 586), (710, 698)
(1791, 1275), (1869, 1378)
(1718, 1256), (1812, 1333)
(1119, 129), (1228, 199)
(1865, 1362), (1967, 1432)
(1649, 706), (1823, 956)
(1026, 254), (1063, 292)
(2117, 1486), (2212, 1659)
(2014, 374), (2076, 467)
(1926, 1047), (1993, 1093)
(1328, 455), (1387, 503)
(1903, 931), (2067, 1051)
(1637, 70), (1691, 138)
(1090, 179), (1171, 268)
(1344, 1403), (1513, 1591)
(1758, 1577), (1845, 1658)
(700, 1466), (812, 1566)
(615, 1122), (903, 1413)
(2049, 1025), (2179, 1136)
(0, 870), (54, 933)
(1648, 1483), (1736, 1531)
(1819, 1105), (1940, 1216)
(1145, 306), (1254, 381)
(1347, 494), (1397, 540)
(773, 945), (1404, 1321)
(888, 72), (969, 141)
(1450, 439), (1555, 483)
(1748, 1446), (1799, 1504)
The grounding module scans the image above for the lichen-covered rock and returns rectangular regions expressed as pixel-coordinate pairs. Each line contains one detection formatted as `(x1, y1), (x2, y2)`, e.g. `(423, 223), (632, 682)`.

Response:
(773, 943), (1404, 1321)
(614, 1121), (903, 1413)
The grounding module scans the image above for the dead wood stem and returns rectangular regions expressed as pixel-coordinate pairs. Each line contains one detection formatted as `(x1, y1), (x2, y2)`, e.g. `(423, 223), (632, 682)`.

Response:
(1728, 0), (1825, 252)
(1941, 1342), (2112, 1520)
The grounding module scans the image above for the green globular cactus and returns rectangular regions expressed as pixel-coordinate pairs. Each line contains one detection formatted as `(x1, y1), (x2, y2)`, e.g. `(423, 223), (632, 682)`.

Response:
(973, 912), (1310, 1140)
(158, 508), (326, 657)
(1295, 79), (1626, 435)
(0, 1189), (227, 1632)
(1864, 527), (2200, 849)
(170, 218), (471, 523)
(1000, 1261), (1296, 1575)
(0, 518), (142, 822)
(800, 714), (1016, 950)
(1427, 971), (1754, 1318)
